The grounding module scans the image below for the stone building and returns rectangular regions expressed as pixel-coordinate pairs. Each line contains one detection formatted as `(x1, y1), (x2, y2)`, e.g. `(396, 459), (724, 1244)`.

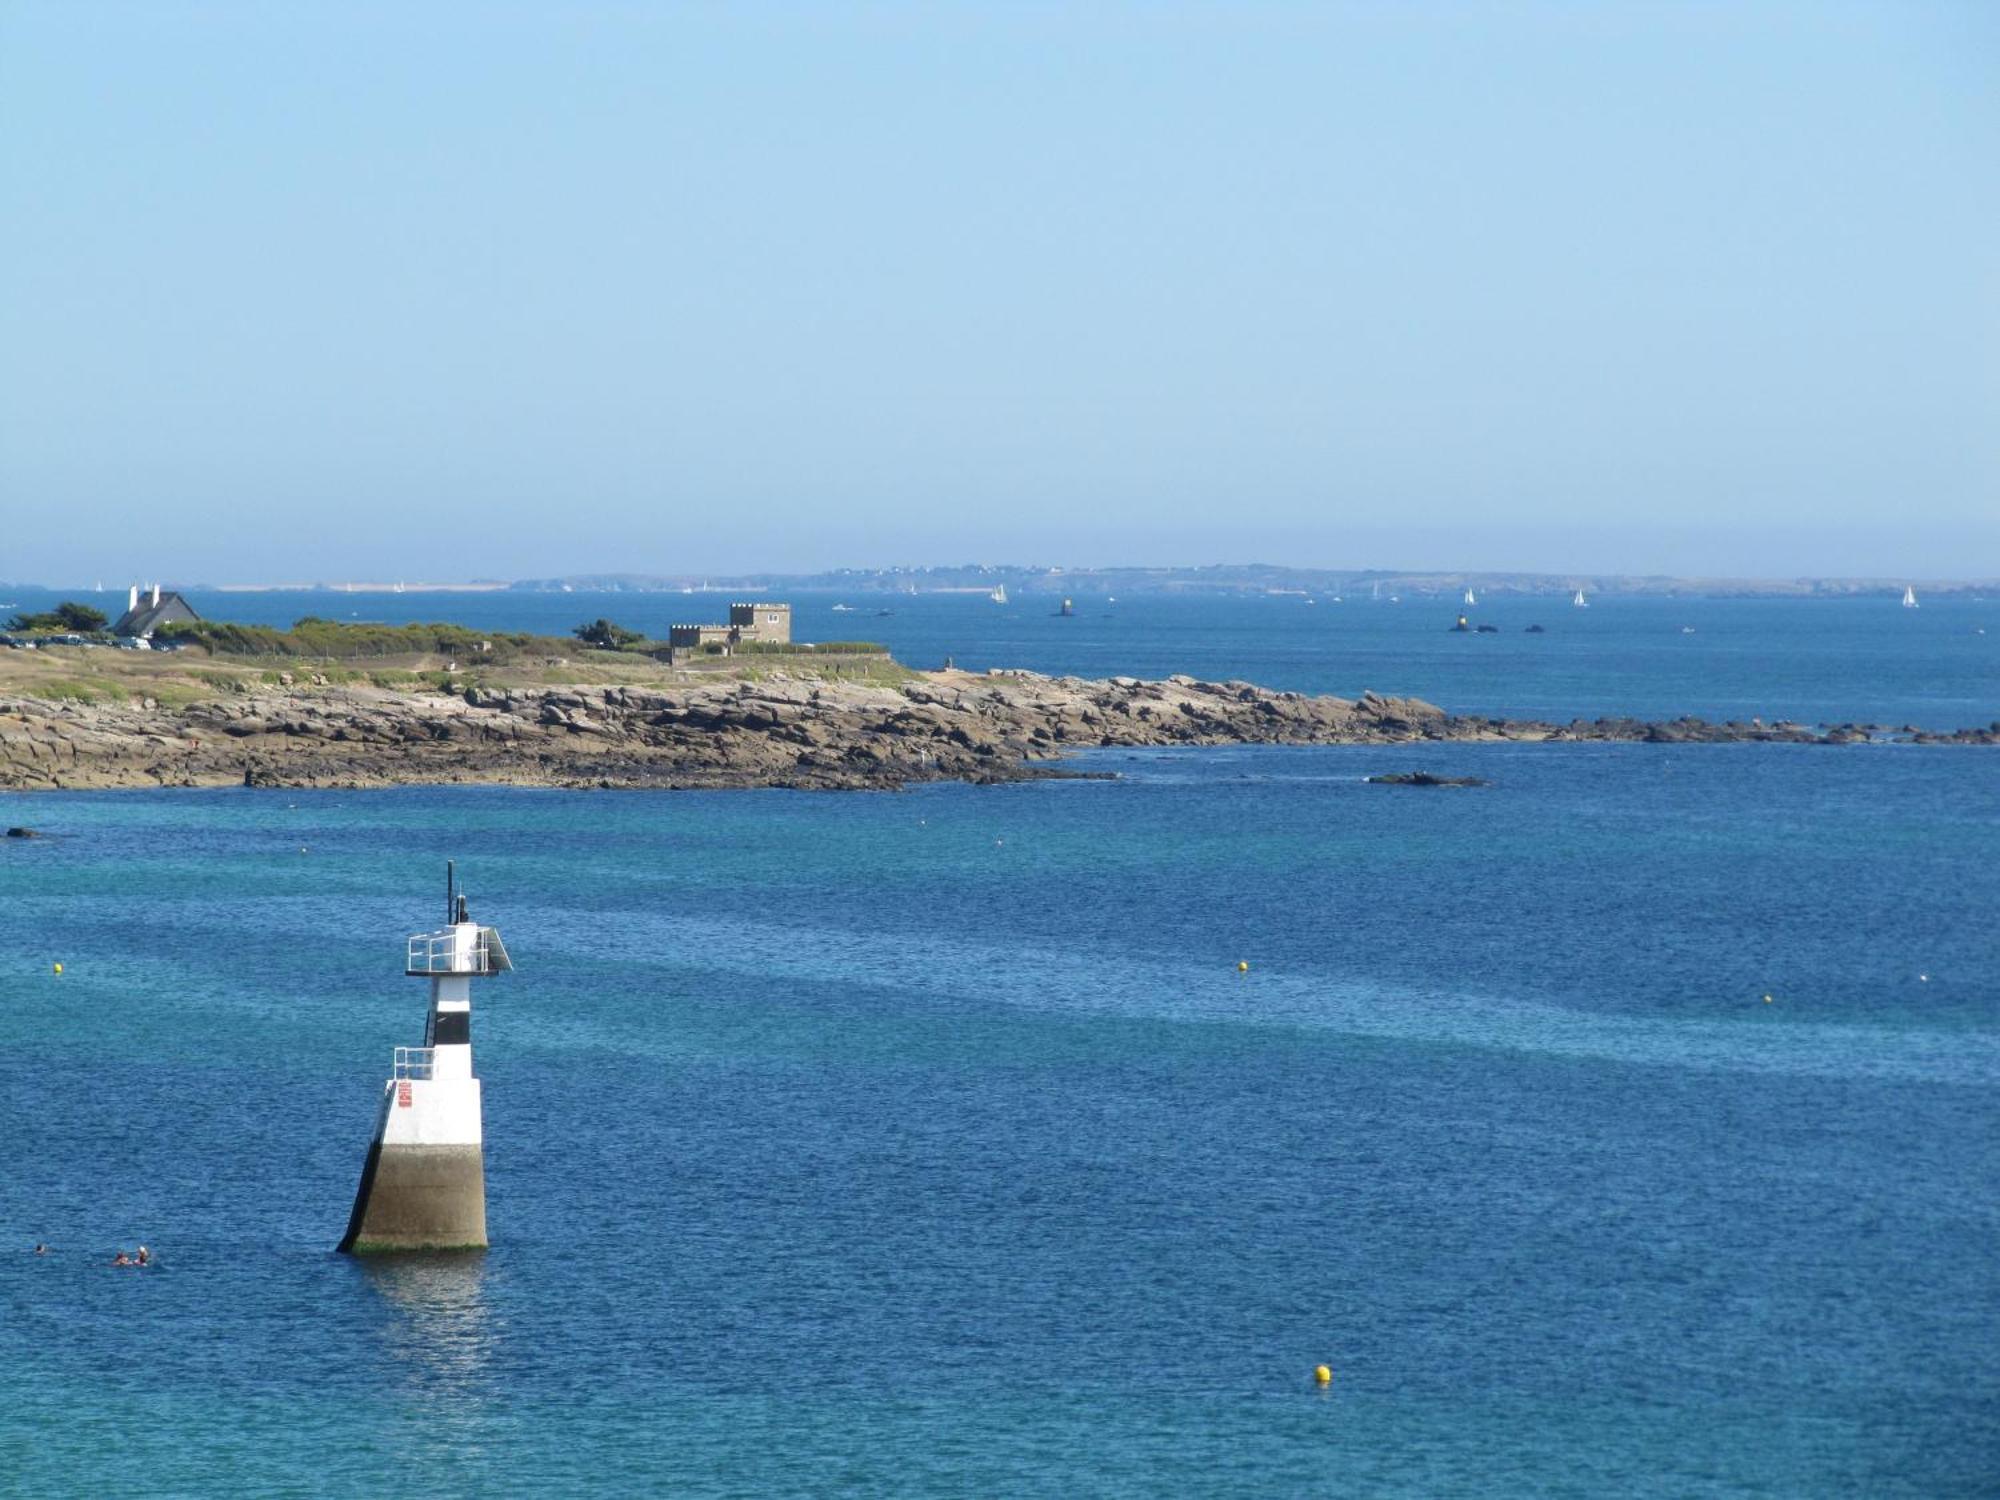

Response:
(729, 602), (791, 643)
(665, 602), (791, 660)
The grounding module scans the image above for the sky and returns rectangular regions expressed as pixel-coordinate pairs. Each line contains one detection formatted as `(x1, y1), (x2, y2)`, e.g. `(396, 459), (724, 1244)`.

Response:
(2, 1), (1995, 583)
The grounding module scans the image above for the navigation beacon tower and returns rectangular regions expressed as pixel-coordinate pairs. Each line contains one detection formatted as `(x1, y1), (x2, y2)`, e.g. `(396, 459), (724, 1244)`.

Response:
(338, 864), (511, 1253)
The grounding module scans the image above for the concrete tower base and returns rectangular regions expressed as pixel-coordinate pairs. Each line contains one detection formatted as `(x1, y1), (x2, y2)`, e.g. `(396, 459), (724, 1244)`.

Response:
(339, 1142), (488, 1253)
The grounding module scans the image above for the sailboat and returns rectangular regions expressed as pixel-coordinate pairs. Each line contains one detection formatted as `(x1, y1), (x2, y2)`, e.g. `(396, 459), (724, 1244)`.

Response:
(1463, 588), (1476, 606)
(1572, 589), (1588, 608)
(990, 584), (1008, 604)
(1902, 586), (1919, 609)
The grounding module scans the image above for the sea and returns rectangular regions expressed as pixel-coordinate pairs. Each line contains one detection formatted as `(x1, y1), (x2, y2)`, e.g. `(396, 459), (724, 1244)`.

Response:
(1, 588), (1995, 1496)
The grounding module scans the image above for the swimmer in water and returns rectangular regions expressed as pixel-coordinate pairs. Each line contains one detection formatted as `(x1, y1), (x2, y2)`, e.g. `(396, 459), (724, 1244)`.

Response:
(33, 1243), (47, 1256)
(112, 1252), (132, 1267)
(135, 1246), (150, 1266)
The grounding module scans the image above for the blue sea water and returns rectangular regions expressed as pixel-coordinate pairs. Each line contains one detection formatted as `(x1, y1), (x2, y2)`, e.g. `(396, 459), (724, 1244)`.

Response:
(2, 598), (1997, 1495)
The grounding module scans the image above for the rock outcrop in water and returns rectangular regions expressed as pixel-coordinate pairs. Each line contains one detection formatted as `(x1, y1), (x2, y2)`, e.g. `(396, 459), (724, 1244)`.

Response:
(0, 670), (1993, 791)
(1366, 772), (1491, 787)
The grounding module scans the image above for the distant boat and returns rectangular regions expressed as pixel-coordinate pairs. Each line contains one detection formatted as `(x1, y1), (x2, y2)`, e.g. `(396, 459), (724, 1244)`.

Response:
(1106, 596), (1116, 604)
(990, 585), (1008, 604)
(1463, 588), (1476, 605)
(1902, 586), (1919, 609)
(1681, 626), (1696, 634)
(1057, 598), (1075, 617)
(1572, 589), (1588, 608)
(831, 603), (855, 613)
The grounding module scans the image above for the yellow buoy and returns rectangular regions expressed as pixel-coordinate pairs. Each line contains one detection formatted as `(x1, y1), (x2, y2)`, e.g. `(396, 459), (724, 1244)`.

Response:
(1314, 1364), (1331, 1385)
(52, 962), (62, 975)
(1237, 961), (1250, 973)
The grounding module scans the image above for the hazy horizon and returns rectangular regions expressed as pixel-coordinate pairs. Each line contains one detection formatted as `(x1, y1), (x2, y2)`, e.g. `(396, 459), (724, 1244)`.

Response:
(7, 554), (1998, 592)
(4, 3), (1995, 581)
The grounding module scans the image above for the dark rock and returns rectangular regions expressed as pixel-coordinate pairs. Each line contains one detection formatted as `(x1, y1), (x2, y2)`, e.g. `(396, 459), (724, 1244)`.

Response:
(1365, 771), (1490, 787)
(1525, 625), (1546, 633)
(5, 826), (40, 837)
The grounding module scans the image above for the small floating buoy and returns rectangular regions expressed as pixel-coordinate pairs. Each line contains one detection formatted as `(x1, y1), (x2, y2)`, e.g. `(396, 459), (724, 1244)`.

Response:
(1237, 961), (1250, 973)
(1762, 994), (1774, 1004)
(1314, 1364), (1331, 1385)
(52, 962), (62, 976)
(1919, 973), (1929, 982)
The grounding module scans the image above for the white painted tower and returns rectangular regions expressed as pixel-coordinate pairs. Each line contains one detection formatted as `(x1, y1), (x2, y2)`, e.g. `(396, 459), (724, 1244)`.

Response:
(338, 865), (511, 1253)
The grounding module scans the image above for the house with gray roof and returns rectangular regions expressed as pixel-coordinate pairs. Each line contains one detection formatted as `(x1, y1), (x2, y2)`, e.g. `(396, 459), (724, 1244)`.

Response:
(112, 584), (201, 640)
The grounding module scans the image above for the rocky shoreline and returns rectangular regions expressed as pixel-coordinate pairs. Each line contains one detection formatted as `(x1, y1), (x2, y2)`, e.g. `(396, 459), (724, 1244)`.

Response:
(0, 669), (1993, 792)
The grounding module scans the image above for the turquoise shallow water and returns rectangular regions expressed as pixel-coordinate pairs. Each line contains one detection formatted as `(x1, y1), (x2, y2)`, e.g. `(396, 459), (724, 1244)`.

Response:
(2, 739), (1996, 1496)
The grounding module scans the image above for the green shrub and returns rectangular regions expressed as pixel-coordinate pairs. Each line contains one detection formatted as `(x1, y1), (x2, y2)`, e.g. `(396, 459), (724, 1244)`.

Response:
(573, 618), (643, 649)
(7, 601), (108, 633)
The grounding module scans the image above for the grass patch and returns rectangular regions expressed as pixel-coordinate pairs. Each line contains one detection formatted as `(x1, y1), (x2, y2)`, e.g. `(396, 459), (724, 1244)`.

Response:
(32, 675), (125, 704)
(160, 617), (571, 663)
(735, 639), (886, 655)
(142, 682), (216, 708)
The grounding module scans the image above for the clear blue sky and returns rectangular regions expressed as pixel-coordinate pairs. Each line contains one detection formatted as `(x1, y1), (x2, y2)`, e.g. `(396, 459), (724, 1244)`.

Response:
(2, 2), (1994, 582)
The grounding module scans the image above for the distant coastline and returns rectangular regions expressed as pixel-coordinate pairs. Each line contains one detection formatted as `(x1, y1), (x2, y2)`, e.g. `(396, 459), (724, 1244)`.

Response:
(6, 567), (1995, 601)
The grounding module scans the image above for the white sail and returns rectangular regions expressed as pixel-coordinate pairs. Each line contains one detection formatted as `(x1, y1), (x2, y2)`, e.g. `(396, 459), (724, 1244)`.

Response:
(1463, 588), (1476, 605)
(1902, 586), (1918, 609)
(1573, 589), (1588, 608)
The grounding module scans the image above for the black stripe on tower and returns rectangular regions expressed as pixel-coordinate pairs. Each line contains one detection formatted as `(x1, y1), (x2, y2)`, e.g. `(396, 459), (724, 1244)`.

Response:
(431, 1011), (471, 1046)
